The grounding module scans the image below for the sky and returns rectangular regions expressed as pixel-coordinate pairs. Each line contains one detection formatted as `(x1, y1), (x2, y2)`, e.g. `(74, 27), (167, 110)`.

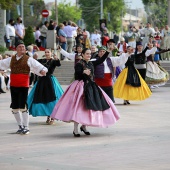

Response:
(44, 0), (144, 9)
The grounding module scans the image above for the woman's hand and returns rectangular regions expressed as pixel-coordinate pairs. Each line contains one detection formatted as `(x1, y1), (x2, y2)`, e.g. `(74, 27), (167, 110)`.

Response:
(83, 69), (91, 75)
(53, 53), (59, 60)
(40, 70), (46, 76)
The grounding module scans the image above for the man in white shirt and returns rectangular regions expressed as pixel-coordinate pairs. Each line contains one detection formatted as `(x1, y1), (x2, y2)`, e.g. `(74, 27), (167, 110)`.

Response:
(139, 22), (155, 47)
(5, 19), (16, 49)
(90, 30), (101, 46)
(63, 21), (78, 53)
(14, 16), (25, 46)
(0, 40), (47, 135)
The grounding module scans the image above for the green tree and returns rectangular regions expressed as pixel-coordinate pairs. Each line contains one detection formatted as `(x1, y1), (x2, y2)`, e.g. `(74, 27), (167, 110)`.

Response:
(142, 0), (166, 4)
(24, 0), (46, 27)
(78, 0), (126, 33)
(9, 0), (45, 28)
(23, 26), (35, 46)
(0, 0), (20, 9)
(51, 2), (82, 23)
(142, 0), (167, 27)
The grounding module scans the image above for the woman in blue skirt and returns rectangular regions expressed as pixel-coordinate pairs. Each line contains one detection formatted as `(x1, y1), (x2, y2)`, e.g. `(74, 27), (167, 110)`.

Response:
(27, 49), (64, 124)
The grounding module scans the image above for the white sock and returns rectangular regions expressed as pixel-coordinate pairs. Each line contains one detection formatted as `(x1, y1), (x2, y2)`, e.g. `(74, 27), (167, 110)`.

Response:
(12, 111), (23, 127)
(22, 110), (29, 130)
(74, 122), (79, 134)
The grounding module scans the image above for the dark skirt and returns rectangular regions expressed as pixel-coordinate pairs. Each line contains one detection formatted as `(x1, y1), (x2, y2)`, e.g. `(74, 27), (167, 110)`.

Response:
(33, 75), (56, 103)
(126, 66), (141, 87)
(84, 80), (110, 111)
(27, 75), (64, 117)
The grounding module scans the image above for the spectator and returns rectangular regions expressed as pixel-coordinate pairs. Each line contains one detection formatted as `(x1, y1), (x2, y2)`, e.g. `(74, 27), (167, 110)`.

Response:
(14, 16), (25, 45)
(63, 21), (78, 53)
(40, 21), (49, 48)
(35, 26), (41, 47)
(90, 30), (101, 46)
(113, 31), (119, 45)
(57, 23), (67, 51)
(4, 19), (16, 49)
(90, 45), (98, 59)
(102, 28), (110, 46)
(48, 19), (54, 30)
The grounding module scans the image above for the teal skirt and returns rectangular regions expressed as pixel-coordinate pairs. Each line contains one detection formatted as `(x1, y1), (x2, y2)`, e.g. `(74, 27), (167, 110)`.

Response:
(27, 76), (64, 117)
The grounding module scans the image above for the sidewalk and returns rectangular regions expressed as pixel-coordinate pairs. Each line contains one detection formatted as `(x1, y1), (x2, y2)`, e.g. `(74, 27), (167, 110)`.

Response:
(0, 86), (170, 170)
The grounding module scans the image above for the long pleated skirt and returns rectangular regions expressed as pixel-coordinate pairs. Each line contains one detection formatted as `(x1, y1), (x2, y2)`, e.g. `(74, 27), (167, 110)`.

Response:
(114, 68), (152, 100)
(145, 61), (169, 86)
(27, 76), (64, 117)
(51, 80), (120, 128)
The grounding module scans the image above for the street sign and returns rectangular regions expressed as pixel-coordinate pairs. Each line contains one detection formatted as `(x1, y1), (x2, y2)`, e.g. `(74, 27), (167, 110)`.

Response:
(41, 9), (49, 18)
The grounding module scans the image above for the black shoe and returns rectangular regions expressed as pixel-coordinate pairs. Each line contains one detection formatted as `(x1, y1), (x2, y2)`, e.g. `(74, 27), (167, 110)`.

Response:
(0, 89), (6, 93)
(21, 129), (30, 135)
(16, 125), (24, 134)
(123, 102), (127, 105)
(73, 131), (80, 137)
(126, 101), (130, 104)
(80, 126), (90, 135)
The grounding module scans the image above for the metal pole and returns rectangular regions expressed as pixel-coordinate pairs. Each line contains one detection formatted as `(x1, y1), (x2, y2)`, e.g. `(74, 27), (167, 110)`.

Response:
(121, 10), (123, 36)
(55, 0), (58, 23)
(168, 0), (170, 25)
(100, 0), (103, 19)
(21, 0), (24, 24)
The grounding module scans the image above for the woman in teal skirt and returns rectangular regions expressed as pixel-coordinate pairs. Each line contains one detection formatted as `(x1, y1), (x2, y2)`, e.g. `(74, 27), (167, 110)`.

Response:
(27, 49), (64, 124)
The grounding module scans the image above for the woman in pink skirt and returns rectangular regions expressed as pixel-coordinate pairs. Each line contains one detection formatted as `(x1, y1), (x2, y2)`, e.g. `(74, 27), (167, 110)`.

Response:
(51, 47), (132, 137)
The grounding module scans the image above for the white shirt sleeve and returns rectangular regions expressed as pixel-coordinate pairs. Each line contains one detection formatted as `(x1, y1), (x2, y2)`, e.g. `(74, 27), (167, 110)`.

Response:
(27, 57), (48, 76)
(110, 53), (130, 67)
(0, 57), (11, 70)
(60, 49), (75, 60)
(145, 47), (157, 57)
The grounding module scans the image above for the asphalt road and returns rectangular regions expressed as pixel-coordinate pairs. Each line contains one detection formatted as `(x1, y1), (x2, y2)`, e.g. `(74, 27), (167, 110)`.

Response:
(0, 86), (170, 170)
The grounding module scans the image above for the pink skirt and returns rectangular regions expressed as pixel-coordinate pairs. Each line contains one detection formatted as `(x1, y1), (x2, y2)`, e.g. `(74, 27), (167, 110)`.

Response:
(51, 80), (120, 127)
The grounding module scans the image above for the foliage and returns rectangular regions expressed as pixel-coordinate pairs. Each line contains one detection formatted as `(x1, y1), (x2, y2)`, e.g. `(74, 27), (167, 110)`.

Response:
(142, 0), (166, 4)
(23, 26), (35, 46)
(8, 0), (45, 28)
(50, 2), (82, 23)
(142, 0), (167, 27)
(0, 0), (20, 9)
(24, 0), (46, 27)
(78, 0), (126, 33)
(0, 45), (7, 54)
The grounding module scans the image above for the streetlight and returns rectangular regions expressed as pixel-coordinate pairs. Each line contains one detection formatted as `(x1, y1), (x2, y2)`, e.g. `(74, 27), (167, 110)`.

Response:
(121, 0), (132, 36)
(55, 0), (58, 23)
(100, 0), (103, 19)
(21, 0), (24, 23)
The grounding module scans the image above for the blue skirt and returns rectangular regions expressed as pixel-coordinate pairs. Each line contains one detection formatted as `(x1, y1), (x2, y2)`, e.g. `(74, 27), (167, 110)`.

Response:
(27, 76), (64, 117)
